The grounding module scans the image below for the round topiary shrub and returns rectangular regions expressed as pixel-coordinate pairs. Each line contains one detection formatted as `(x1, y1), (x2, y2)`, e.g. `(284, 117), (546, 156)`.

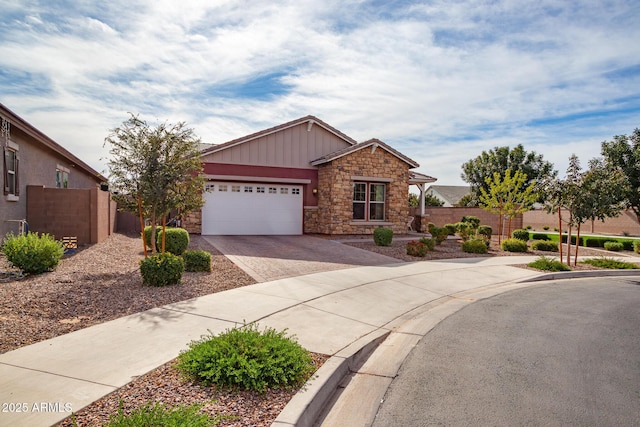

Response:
(406, 240), (429, 257)
(430, 226), (448, 245)
(1, 232), (64, 274)
(157, 227), (190, 255)
(461, 215), (480, 229)
(143, 225), (162, 249)
(511, 229), (530, 241)
(183, 250), (212, 272)
(176, 323), (315, 392)
(531, 240), (559, 252)
(443, 223), (457, 235)
(455, 222), (473, 241)
(462, 239), (488, 254)
(502, 238), (528, 252)
(531, 233), (551, 241)
(419, 236), (436, 251)
(634, 240), (640, 254)
(373, 227), (393, 246)
(477, 225), (492, 240)
(604, 241), (624, 252)
(140, 252), (185, 286)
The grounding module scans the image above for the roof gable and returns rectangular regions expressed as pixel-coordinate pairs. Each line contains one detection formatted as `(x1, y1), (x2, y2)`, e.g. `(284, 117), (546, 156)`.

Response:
(310, 138), (420, 169)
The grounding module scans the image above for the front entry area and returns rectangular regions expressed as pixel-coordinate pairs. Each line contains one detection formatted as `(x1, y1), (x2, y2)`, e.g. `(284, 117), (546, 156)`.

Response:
(201, 181), (303, 235)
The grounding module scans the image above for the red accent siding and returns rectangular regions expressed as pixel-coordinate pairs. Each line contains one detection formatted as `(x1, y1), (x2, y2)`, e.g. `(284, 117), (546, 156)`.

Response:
(204, 163), (319, 206)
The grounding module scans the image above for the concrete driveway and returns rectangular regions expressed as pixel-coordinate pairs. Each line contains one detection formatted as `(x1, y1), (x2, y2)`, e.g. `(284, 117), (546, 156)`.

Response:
(202, 235), (402, 282)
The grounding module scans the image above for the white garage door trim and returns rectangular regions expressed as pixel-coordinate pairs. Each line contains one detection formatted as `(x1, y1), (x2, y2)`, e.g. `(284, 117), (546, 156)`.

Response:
(202, 182), (303, 235)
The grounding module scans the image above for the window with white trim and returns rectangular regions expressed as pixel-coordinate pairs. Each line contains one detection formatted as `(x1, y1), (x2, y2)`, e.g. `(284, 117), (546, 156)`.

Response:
(219, 185), (227, 192)
(3, 144), (19, 198)
(244, 186), (253, 193)
(292, 188), (300, 195)
(352, 182), (385, 221)
(232, 185), (240, 192)
(56, 166), (70, 189)
(256, 186), (265, 193)
(280, 187), (288, 194)
(268, 187), (277, 194)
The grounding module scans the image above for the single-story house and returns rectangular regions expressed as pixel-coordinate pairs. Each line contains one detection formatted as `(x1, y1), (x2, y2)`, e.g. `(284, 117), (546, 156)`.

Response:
(425, 185), (471, 207)
(1, 103), (115, 243)
(185, 115), (436, 235)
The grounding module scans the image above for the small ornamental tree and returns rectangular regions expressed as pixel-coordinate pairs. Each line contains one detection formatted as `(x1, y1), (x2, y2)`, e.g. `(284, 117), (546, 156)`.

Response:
(478, 169), (538, 244)
(105, 114), (206, 256)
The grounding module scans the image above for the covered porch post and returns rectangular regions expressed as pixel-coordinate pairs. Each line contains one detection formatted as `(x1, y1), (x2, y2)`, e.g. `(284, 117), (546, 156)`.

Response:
(409, 171), (437, 233)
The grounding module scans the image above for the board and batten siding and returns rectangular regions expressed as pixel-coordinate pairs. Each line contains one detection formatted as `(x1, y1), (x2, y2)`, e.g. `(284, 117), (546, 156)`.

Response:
(202, 122), (351, 169)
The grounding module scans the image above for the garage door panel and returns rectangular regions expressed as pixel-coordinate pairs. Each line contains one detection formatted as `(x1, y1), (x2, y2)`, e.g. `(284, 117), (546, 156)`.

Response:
(202, 182), (302, 235)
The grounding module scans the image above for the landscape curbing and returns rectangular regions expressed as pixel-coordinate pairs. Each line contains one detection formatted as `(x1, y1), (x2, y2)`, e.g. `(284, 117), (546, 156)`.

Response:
(275, 267), (640, 427)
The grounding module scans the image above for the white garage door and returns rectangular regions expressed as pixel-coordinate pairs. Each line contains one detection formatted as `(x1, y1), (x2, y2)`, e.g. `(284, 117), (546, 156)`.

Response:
(202, 182), (303, 235)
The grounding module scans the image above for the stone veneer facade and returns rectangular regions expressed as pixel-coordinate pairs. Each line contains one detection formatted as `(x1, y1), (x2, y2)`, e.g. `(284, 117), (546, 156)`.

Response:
(315, 146), (411, 235)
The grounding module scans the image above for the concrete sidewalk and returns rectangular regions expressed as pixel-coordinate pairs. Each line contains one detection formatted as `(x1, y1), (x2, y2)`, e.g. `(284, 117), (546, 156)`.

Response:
(2, 256), (635, 426)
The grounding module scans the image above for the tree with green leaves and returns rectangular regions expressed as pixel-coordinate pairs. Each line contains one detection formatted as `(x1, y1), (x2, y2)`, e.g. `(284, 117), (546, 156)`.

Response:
(461, 144), (556, 201)
(409, 193), (444, 207)
(600, 128), (640, 224)
(105, 114), (206, 255)
(479, 169), (538, 244)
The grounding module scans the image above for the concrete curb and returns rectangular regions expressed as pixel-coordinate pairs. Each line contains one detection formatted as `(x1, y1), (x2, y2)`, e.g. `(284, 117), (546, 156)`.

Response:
(518, 268), (640, 283)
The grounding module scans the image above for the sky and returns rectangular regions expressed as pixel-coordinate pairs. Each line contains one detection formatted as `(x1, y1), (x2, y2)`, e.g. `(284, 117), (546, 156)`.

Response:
(1, 0), (639, 186)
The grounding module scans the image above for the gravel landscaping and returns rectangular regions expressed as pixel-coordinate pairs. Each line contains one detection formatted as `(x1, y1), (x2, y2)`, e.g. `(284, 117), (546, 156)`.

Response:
(1, 232), (636, 426)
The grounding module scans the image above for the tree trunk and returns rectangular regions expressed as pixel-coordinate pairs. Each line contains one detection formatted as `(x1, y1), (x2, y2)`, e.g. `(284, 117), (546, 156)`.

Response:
(150, 211), (157, 254)
(138, 195), (147, 258)
(566, 219), (572, 266)
(558, 207), (563, 264)
(161, 214), (166, 253)
(574, 224), (581, 266)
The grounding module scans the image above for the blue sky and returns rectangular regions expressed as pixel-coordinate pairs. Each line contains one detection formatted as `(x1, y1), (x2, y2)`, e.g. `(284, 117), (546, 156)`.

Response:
(1, 0), (639, 185)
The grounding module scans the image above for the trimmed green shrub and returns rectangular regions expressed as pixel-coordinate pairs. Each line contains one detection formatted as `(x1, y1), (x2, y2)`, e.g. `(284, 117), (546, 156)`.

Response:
(531, 233), (551, 241)
(502, 238), (528, 252)
(430, 226), (448, 245)
(419, 236), (436, 251)
(531, 240), (559, 252)
(157, 227), (190, 255)
(634, 240), (640, 254)
(143, 225), (162, 249)
(140, 252), (185, 286)
(373, 227), (393, 246)
(581, 257), (639, 269)
(462, 239), (488, 254)
(604, 241), (624, 252)
(543, 226), (550, 230)
(443, 223), (457, 235)
(107, 402), (216, 427)
(406, 240), (429, 257)
(560, 234), (580, 245)
(183, 250), (212, 272)
(461, 215), (480, 229)
(528, 256), (570, 271)
(455, 222), (473, 241)
(477, 225), (492, 240)
(1, 232), (64, 274)
(511, 229), (529, 241)
(621, 240), (634, 251)
(525, 225), (532, 230)
(177, 323), (315, 392)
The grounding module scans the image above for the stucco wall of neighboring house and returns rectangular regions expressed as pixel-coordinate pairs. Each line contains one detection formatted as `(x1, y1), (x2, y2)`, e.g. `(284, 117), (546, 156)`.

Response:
(315, 147), (411, 235)
(2, 125), (102, 238)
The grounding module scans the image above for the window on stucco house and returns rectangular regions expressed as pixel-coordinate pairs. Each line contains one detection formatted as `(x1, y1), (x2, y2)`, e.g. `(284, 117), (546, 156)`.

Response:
(56, 165), (70, 188)
(353, 182), (386, 221)
(3, 143), (19, 200)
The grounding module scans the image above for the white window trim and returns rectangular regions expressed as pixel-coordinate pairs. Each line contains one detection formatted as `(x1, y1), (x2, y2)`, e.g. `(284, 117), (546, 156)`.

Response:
(5, 140), (19, 201)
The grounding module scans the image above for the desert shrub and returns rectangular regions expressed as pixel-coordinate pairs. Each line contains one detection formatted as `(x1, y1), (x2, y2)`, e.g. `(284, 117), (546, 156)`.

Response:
(581, 257), (639, 270)
(373, 227), (393, 246)
(502, 238), (528, 252)
(430, 226), (448, 245)
(183, 250), (212, 272)
(107, 402), (216, 427)
(406, 240), (429, 257)
(635, 240), (640, 254)
(604, 241), (624, 252)
(531, 233), (550, 241)
(157, 227), (190, 255)
(462, 239), (488, 254)
(177, 323), (315, 392)
(1, 232), (64, 274)
(455, 222), (473, 241)
(461, 215), (480, 229)
(419, 236), (436, 251)
(531, 240), (559, 252)
(511, 229), (530, 242)
(477, 225), (492, 240)
(140, 252), (184, 286)
(528, 256), (570, 272)
(443, 223), (457, 235)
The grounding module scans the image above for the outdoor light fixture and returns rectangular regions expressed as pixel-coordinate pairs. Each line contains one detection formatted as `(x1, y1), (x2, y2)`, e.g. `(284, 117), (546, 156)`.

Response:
(312, 188), (318, 195)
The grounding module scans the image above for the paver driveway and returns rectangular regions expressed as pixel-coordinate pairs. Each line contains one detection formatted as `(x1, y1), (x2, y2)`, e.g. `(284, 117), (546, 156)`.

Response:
(202, 235), (402, 282)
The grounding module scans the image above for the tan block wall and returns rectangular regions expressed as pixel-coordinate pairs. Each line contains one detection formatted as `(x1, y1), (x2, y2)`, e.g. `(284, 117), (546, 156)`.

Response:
(317, 148), (410, 235)
(523, 209), (640, 236)
(26, 186), (116, 245)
